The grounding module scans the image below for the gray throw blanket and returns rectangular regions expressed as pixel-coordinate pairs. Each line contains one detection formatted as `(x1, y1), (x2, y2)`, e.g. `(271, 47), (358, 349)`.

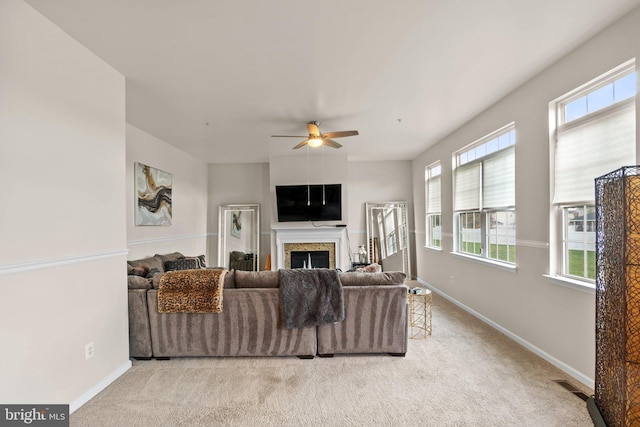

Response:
(279, 268), (345, 329)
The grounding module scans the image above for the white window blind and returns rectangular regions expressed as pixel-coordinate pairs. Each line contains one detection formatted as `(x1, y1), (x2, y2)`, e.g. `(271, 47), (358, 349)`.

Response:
(554, 101), (635, 204)
(454, 162), (481, 211)
(427, 176), (441, 213)
(483, 148), (515, 209)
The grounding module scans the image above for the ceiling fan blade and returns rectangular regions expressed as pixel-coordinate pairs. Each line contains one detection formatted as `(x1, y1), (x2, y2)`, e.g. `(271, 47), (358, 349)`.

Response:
(307, 122), (320, 136)
(271, 135), (308, 138)
(321, 130), (359, 139)
(323, 139), (342, 149)
(292, 139), (310, 150)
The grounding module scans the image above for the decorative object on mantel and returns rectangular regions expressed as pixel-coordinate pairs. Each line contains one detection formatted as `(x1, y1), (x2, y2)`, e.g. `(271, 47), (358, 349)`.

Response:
(135, 162), (172, 226)
(590, 166), (640, 426)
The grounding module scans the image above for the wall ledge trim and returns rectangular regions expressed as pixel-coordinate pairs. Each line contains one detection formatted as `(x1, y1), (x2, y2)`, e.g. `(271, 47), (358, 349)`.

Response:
(70, 360), (131, 413)
(127, 233), (207, 246)
(516, 239), (549, 249)
(0, 250), (129, 276)
(417, 277), (594, 389)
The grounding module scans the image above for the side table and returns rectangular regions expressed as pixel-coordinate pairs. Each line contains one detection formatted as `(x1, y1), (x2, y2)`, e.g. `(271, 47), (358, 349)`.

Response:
(408, 288), (432, 339)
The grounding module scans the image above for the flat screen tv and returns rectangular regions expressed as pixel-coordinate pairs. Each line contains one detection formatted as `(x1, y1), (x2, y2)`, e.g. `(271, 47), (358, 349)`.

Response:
(275, 184), (342, 222)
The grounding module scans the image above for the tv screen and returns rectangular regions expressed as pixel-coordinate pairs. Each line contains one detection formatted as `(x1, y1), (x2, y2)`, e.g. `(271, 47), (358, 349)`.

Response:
(276, 184), (342, 222)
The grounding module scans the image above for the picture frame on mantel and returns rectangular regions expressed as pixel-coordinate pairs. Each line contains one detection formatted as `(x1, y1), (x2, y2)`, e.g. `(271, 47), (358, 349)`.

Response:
(135, 162), (172, 226)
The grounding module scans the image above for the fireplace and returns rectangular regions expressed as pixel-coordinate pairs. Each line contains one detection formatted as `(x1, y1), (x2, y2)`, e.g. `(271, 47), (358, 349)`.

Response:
(274, 228), (345, 270)
(290, 251), (330, 269)
(284, 242), (335, 269)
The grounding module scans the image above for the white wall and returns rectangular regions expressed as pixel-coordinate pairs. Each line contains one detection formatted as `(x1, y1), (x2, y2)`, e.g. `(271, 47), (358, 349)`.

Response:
(412, 6), (640, 387)
(126, 125), (209, 260)
(0, 0), (129, 410)
(206, 159), (413, 271)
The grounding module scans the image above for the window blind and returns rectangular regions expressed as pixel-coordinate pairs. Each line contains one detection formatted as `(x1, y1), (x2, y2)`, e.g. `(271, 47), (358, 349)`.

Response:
(427, 176), (441, 213)
(454, 162), (481, 211)
(554, 101), (635, 204)
(483, 147), (515, 209)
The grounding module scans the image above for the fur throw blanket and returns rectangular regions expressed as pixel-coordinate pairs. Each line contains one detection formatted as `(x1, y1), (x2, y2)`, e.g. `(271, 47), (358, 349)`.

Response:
(279, 269), (344, 329)
(158, 269), (226, 313)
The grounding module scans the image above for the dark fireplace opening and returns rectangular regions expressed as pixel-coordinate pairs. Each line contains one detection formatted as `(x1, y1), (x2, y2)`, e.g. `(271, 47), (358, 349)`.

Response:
(290, 251), (330, 269)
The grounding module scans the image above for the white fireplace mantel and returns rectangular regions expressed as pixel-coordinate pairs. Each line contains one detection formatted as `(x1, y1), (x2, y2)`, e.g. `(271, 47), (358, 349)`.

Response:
(274, 227), (347, 270)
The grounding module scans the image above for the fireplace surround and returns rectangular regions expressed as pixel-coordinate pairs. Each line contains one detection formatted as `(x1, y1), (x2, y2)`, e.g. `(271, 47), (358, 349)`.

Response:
(274, 227), (346, 271)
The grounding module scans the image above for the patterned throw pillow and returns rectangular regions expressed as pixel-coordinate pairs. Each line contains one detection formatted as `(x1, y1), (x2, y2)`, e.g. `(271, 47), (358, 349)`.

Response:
(164, 258), (200, 271)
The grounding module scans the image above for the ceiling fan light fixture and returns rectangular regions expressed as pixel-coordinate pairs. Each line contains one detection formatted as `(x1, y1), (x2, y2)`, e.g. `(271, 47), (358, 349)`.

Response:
(308, 137), (323, 148)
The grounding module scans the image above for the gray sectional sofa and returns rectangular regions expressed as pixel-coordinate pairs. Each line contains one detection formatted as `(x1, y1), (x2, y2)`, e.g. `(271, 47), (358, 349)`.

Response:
(127, 253), (408, 359)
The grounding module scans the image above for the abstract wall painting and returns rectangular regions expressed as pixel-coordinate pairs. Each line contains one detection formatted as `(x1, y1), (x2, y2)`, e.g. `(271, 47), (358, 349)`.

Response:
(135, 162), (172, 226)
(231, 210), (241, 238)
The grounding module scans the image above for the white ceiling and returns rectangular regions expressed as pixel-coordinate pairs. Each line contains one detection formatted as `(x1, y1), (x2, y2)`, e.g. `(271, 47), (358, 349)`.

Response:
(25, 0), (640, 163)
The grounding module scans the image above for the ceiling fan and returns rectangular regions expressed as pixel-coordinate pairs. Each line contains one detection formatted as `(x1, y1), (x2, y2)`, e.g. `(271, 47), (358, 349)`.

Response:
(271, 121), (359, 150)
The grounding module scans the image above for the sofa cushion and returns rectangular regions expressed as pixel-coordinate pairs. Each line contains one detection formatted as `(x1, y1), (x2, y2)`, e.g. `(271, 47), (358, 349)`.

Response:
(127, 275), (152, 290)
(234, 270), (279, 288)
(223, 269), (236, 289)
(129, 255), (165, 275)
(339, 271), (406, 286)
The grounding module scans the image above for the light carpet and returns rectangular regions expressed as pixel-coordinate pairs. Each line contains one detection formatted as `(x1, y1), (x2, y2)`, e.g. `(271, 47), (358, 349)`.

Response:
(71, 293), (593, 426)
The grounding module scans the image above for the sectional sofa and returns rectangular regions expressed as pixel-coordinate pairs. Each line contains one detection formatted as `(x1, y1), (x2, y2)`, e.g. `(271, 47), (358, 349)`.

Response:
(127, 253), (408, 359)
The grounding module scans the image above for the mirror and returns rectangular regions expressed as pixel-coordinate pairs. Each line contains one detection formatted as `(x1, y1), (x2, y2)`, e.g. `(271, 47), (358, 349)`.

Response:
(218, 204), (260, 271)
(365, 202), (410, 276)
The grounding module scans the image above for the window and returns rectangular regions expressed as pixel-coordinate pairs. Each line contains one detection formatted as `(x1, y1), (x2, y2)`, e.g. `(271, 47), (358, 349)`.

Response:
(454, 123), (516, 265)
(425, 162), (442, 249)
(551, 60), (636, 283)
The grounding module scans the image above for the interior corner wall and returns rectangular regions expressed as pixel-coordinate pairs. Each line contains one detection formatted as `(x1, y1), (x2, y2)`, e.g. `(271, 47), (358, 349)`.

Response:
(411, 5), (640, 387)
(126, 125), (209, 260)
(0, 0), (129, 409)
(207, 163), (271, 269)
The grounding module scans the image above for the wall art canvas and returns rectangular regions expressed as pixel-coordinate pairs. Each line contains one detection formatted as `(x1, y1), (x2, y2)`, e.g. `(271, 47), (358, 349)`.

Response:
(135, 162), (172, 226)
(231, 210), (241, 238)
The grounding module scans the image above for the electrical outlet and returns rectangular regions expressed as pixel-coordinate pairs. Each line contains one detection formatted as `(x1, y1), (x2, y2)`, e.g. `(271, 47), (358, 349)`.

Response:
(449, 275), (455, 285)
(85, 342), (94, 360)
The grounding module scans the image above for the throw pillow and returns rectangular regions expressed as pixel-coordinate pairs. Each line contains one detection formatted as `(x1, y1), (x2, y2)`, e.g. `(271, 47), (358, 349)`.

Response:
(165, 258), (200, 271)
(128, 265), (148, 277)
(129, 255), (165, 274)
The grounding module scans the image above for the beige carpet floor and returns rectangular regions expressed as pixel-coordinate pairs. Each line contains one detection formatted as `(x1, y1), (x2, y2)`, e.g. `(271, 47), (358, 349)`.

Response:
(71, 293), (594, 426)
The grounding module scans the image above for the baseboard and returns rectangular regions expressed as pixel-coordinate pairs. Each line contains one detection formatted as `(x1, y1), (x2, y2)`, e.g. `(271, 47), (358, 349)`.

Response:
(417, 277), (595, 389)
(69, 360), (132, 413)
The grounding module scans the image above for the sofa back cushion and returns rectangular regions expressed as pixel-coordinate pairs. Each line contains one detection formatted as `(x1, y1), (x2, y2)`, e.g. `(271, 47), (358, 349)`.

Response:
(234, 270), (279, 288)
(128, 255), (165, 277)
(339, 271), (406, 286)
(155, 252), (184, 264)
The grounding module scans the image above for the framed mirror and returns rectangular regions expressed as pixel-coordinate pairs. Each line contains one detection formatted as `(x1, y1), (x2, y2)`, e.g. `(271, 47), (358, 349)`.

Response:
(365, 202), (410, 276)
(218, 204), (260, 271)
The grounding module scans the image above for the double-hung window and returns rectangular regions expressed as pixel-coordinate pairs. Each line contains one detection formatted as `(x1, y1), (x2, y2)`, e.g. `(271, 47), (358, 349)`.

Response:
(453, 124), (516, 265)
(425, 162), (442, 249)
(551, 60), (636, 283)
